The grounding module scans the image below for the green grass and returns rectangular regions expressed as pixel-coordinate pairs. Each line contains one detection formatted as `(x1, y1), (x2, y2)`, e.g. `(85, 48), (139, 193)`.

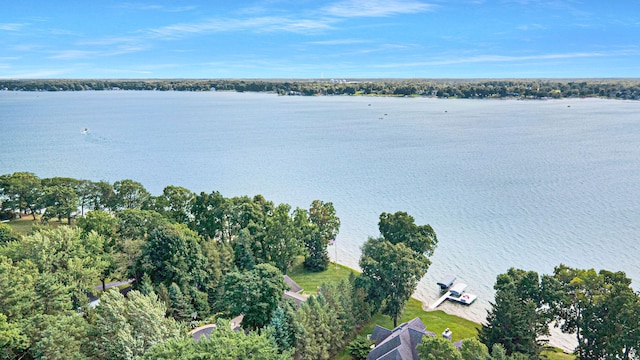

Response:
(287, 259), (481, 360)
(6, 216), (70, 235)
(542, 347), (577, 360)
(287, 259), (357, 295)
(288, 259), (575, 360)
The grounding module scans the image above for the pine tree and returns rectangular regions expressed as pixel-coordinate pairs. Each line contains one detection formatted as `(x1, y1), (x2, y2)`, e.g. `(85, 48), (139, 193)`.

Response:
(168, 283), (195, 322)
(268, 306), (294, 353)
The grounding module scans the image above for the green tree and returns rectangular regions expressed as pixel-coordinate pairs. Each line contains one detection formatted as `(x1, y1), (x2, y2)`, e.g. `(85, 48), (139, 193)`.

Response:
(27, 313), (89, 360)
(479, 268), (549, 357)
(92, 180), (115, 210)
(190, 191), (227, 240)
(267, 305), (295, 353)
(346, 335), (373, 360)
(134, 223), (209, 293)
(0, 313), (28, 360)
(304, 200), (340, 272)
(232, 228), (257, 271)
(154, 185), (194, 224)
(112, 179), (150, 210)
(378, 211), (437, 255)
(75, 179), (98, 215)
(360, 213), (437, 327)
(77, 210), (119, 239)
(218, 263), (285, 330)
(141, 320), (291, 359)
(417, 336), (463, 360)
(1, 227), (107, 309)
(460, 338), (491, 360)
(544, 265), (640, 359)
(40, 184), (79, 224)
(3, 172), (41, 219)
(263, 203), (304, 273)
(0, 223), (18, 244)
(295, 295), (332, 360)
(116, 208), (168, 241)
(0, 255), (39, 321)
(87, 289), (181, 360)
(167, 282), (195, 322)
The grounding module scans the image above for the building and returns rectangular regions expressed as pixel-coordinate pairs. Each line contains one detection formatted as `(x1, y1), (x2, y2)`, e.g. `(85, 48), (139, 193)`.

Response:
(367, 317), (435, 360)
(283, 274), (309, 306)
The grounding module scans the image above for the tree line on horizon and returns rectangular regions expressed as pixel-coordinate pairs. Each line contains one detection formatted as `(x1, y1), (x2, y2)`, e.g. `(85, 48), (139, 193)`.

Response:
(1, 171), (639, 359)
(1, 78), (639, 99)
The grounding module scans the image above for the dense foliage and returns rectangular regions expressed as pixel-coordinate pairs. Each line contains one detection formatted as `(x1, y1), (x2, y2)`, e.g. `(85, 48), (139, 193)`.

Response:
(2, 171), (639, 359)
(359, 212), (438, 327)
(1, 78), (639, 99)
(478, 267), (640, 360)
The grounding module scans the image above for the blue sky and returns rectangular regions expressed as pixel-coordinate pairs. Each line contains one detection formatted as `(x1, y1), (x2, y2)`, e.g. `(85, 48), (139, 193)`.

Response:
(1, 1), (639, 78)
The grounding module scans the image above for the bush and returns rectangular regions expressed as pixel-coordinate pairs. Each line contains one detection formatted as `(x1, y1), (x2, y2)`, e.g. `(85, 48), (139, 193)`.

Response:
(347, 335), (373, 360)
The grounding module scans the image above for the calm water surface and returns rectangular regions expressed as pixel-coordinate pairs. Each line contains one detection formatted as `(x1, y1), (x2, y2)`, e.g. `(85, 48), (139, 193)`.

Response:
(2, 91), (639, 347)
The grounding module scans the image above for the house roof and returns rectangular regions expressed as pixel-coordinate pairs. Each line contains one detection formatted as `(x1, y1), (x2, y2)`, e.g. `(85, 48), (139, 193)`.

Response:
(189, 314), (244, 342)
(284, 290), (309, 306)
(189, 324), (217, 342)
(283, 274), (303, 293)
(366, 317), (435, 360)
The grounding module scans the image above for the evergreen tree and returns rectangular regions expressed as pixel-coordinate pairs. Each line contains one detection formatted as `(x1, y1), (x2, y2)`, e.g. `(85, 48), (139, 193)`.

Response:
(268, 306), (294, 353)
(138, 273), (155, 296)
(346, 335), (373, 360)
(87, 290), (180, 360)
(479, 268), (548, 357)
(167, 283), (195, 322)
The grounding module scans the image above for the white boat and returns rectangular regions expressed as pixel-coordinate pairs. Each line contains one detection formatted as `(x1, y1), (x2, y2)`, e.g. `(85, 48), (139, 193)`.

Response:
(81, 128), (89, 134)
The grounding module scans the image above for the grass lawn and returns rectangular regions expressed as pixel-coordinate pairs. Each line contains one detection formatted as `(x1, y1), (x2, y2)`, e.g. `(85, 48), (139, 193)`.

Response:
(6, 216), (70, 235)
(288, 259), (480, 360)
(288, 259), (575, 360)
(287, 259), (356, 295)
(542, 347), (577, 360)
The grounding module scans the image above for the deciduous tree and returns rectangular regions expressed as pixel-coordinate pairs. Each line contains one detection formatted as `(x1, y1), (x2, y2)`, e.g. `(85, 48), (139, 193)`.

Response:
(359, 212), (436, 328)
(218, 263), (285, 330)
(417, 336), (463, 360)
(304, 200), (340, 271)
(544, 265), (640, 359)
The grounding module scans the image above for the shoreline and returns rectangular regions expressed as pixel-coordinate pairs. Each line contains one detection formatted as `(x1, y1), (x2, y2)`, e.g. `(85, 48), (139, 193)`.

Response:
(331, 258), (577, 353)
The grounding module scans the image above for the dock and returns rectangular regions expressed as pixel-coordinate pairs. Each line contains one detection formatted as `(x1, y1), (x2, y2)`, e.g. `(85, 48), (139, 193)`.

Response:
(429, 278), (477, 309)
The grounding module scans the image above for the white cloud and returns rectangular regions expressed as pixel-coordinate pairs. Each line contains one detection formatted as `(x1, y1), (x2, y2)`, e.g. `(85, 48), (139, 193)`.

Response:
(0, 23), (27, 31)
(375, 50), (640, 67)
(0, 69), (68, 79)
(517, 23), (546, 31)
(323, 0), (434, 17)
(308, 39), (370, 45)
(146, 16), (335, 39)
(48, 50), (98, 60)
(116, 3), (196, 12)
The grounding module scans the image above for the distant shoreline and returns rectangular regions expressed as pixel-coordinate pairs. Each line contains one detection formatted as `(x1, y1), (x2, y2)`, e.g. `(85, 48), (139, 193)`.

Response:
(1, 78), (639, 100)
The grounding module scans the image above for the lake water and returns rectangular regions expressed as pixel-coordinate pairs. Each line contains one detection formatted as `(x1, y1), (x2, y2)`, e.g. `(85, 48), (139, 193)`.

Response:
(2, 91), (639, 349)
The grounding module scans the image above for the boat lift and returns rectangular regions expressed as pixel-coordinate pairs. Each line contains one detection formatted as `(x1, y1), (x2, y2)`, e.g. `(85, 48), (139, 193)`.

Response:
(429, 276), (477, 310)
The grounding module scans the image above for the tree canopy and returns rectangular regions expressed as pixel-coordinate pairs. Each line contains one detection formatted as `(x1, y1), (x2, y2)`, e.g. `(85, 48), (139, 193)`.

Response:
(359, 212), (437, 327)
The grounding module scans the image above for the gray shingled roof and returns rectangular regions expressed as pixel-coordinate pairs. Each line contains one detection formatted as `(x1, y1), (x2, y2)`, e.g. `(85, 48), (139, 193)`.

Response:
(284, 290), (309, 306)
(283, 275), (303, 293)
(366, 317), (434, 360)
